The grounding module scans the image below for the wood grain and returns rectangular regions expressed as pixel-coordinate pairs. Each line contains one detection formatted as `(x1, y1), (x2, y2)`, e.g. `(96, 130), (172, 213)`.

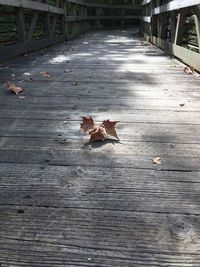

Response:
(0, 29), (200, 266)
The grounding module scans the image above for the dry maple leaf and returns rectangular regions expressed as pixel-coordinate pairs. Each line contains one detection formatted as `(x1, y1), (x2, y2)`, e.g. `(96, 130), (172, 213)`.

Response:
(89, 125), (107, 142)
(40, 71), (50, 78)
(80, 116), (120, 142)
(80, 116), (95, 132)
(6, 81), (23, 95)
(152, 157), (162, 165)
(184, 66), (194, 74)
(102, 119), (119, 140)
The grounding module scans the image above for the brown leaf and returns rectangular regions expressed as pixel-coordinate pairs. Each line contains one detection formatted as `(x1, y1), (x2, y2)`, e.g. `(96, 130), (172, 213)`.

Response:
(6, 81), (23, 95)
(64, 69), (72, 73)
(89, 125), (107, 142)
(40, 71), (50, 78)
(102, 119), (119, 140)
(80, 116), (95, 132)
(184, 66), (194, 74)
(152, 157), (162, 165)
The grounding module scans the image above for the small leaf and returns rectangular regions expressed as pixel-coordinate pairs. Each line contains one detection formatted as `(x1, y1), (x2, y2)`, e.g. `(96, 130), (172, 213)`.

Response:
(152, 157), (162, 165)
(40, 71), (50, 78)
(183, 66), (194, 74)
(80, 116), (95, 132)
(102, 119), (119, 140)
(64, 69), (72, 73)
(89, 125), (107, 142)
(6, 81), (23, 95)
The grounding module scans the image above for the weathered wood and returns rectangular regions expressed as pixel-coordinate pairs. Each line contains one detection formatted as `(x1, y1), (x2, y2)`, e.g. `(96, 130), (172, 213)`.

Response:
(142, 0), (200, 71)
(27, 12), (38, 42)
(1, 29), (200, 266)
(0, 0), (64, 14)
(16, 8), (26, 42)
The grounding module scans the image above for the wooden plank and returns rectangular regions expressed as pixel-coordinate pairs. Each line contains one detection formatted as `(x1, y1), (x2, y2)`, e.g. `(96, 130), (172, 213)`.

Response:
(1, 28), (200, 266)
(0, 205), (199, 266)
(67, 0), (138, 9)
(0, 36), (64, 62)
(153, 0), (200, 15)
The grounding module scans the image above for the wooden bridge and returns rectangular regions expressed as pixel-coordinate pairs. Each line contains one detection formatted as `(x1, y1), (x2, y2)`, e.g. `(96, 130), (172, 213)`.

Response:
(0, 0), (200, 266)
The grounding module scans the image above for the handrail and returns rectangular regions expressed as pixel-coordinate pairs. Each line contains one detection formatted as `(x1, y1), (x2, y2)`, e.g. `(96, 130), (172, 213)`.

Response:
(141, 0), (200, 71)
(0, 0), (140, 61)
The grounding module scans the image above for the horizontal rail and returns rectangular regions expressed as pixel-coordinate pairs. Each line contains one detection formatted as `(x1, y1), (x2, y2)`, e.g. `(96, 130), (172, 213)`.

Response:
(67, 0), (139, 9)
(0, 0), (140, 62)
(0, 0), (64, 14)
(153, 0), (200, 14)
(66, 15), (140, 22)
(141, 0), (200, 71)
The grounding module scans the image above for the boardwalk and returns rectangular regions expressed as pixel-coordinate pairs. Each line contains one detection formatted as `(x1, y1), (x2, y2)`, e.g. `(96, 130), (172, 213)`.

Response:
(0, 29), (200, 266)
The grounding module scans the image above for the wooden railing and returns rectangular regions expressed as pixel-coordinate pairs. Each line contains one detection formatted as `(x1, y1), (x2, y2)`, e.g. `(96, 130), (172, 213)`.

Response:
(0, 0), (140, 61)
(141, 0), (200, 71)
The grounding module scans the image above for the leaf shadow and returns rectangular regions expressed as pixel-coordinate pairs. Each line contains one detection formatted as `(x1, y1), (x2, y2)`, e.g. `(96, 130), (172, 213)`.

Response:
(82, 138), (120, 149)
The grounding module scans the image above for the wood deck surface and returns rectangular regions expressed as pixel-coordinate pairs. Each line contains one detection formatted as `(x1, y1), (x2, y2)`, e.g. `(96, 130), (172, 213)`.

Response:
(0, 29), (200, 266)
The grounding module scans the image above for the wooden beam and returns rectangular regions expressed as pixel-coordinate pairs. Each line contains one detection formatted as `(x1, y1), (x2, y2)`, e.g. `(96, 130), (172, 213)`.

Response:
(174, 9), (187, 45)
(144, 33), (200, 71)
(194, 14), (200, 52)
(16, 8), (26, 43)
(27, 12), (38, 42)
(66, 0), (138, 9)
(0, 36), (64, 62)
(153, 0), (200, 15)
(0, 0), (64, 14)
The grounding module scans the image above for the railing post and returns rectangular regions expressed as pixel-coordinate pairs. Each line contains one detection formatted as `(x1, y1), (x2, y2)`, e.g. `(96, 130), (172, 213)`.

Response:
(121, 8), (125, 27)
(96, 7), (101, 28)
(174, 9), (187, 45)
(64, 0), (68, 40)
(193, 6), (200, 53)
(16, 8), (26, 43)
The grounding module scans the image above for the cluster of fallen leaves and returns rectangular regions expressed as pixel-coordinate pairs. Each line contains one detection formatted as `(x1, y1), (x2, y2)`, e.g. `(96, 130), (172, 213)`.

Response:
(80, 116), (119, 142)
(6, 66), (76, 96)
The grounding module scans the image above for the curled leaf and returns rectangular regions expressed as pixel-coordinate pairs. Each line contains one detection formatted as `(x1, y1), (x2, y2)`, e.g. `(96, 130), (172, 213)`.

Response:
(184, 66), (194, 74)
(152, 157), (162, 165)
(89, 125), (107, 142)
(6, 81), (23, 95)
(80, 116), (95, 132)
(40, 71), (50, 78)
(102, 119), (119, 140)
